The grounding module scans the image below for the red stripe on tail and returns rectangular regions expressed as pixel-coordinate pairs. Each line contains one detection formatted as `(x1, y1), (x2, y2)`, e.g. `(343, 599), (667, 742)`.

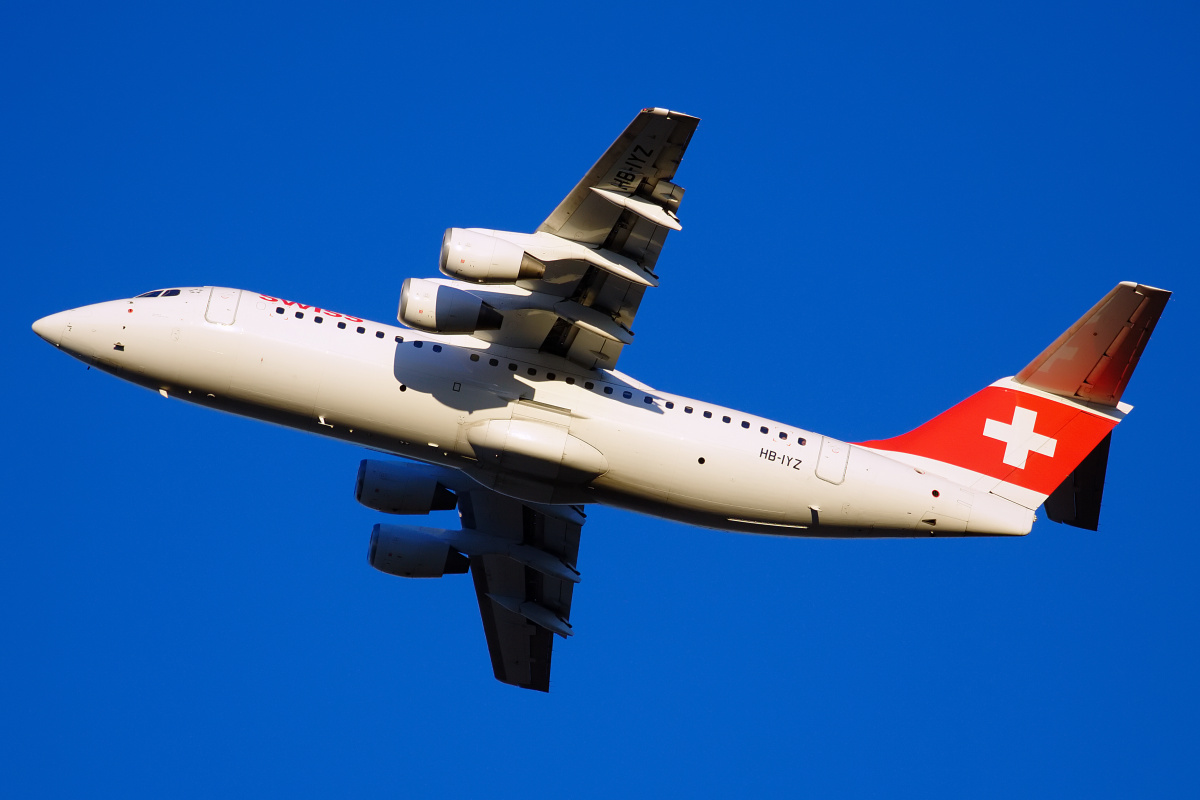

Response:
(857, 386), (1117, 496)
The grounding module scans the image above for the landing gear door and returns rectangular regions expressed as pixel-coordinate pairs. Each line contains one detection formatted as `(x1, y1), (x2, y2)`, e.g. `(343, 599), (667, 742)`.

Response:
(205, 288), (242, 325)
(815, 436), (850, 485)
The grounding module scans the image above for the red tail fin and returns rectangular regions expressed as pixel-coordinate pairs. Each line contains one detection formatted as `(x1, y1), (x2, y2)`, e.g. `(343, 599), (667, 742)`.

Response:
(858, 282), (1169, 513)
(859, 381), (1121, 501)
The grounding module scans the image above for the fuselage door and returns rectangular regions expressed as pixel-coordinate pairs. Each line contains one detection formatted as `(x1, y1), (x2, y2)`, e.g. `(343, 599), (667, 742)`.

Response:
(815, 436), (850, 485)
(205, 288), (242, 325)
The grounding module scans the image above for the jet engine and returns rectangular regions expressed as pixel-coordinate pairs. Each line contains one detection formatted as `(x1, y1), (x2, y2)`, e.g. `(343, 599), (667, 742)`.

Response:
(368, 524), (469, 578)
(440, 228), (546, 283)
(355, 459), (458, 515)
(398, 278), (504, 333)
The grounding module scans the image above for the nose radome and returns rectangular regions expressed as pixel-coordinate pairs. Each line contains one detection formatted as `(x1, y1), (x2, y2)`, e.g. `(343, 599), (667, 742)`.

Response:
(32, 311), (68, 347)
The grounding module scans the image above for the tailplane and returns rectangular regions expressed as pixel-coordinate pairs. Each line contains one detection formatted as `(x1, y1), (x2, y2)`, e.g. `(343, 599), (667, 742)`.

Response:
(858, 283), (1170, 527)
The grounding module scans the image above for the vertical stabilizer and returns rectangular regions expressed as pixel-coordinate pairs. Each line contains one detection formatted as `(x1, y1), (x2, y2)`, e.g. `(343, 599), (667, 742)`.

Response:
(858, 283), (1169, 524)
(1015, 282), (1170, 406)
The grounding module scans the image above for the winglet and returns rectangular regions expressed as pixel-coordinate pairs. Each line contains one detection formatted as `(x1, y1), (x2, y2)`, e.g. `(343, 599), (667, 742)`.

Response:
(1015, 282), (1171, 406)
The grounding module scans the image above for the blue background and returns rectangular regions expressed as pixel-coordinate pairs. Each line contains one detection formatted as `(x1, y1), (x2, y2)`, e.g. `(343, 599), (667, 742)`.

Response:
(5, 1), (1197, 796)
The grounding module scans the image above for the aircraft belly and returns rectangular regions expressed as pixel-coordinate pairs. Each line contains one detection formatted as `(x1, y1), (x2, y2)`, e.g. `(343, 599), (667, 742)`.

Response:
(664, 455), (796, 519)
(315, 358), (476, 453)
(129, 319), (230, 393)
(815, 447), (1027, 535)
(230, 342), (321, 417)
(581, 414), (813, 523)
(584, 416), (1024, 536)
(568, 416), (671, 501)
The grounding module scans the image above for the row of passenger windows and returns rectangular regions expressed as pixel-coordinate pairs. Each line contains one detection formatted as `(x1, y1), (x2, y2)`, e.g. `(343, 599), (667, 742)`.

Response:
(276, 307), (401, 341)
(462, 352), (805, 443)
(136, 289), (181, 298)
(275, 305), (803, 444)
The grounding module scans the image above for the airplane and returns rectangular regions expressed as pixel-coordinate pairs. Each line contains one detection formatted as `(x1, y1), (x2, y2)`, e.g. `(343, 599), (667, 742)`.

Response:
(32, 108), (1171, 692)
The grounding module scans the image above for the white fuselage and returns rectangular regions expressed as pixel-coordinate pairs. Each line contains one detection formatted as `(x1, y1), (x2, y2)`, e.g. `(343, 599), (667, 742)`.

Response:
(33, 287), (1034, 537)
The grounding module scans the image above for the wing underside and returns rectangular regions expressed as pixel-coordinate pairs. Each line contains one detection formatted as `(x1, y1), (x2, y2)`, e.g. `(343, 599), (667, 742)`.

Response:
(458, 488), (584, 692)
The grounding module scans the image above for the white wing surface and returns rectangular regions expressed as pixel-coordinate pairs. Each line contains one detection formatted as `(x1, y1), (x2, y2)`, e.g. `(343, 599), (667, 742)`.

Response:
(408, 108), (700, 370)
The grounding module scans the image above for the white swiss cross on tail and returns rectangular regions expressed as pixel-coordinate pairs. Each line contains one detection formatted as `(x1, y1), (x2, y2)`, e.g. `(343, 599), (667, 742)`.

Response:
(982, 406), (1057, 469)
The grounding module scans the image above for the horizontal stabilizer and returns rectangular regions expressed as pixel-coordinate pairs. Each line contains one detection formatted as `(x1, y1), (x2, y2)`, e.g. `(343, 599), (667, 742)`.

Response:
(1043, 432), (1112, 530)
(1016, 282), (1170, 406)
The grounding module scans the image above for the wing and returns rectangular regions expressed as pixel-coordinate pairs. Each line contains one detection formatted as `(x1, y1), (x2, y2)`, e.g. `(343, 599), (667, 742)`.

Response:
(410, 108), (700, 371)
(538, 106), (697, 249)
(457, 486), (585, 692)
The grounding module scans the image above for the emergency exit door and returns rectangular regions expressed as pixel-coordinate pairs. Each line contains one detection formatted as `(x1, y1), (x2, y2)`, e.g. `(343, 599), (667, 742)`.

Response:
(815, 436), (850, 485)
(205, 288), (241, 325)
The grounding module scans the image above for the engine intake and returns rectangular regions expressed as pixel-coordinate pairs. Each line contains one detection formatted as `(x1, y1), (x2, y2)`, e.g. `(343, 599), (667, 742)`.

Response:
(440, 228), (546, 283)
(369, 524), (469, 578)
(356, 459), (457, 515)
(399, 278), (504, 334)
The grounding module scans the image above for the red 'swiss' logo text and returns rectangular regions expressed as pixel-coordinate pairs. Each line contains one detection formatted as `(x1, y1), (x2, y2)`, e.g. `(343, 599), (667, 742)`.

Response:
(258, 295), (363, 323)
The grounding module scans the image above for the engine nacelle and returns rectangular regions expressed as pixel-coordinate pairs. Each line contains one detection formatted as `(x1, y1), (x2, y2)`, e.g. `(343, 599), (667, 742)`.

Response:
(440, 228), (546, 283)
(368, 524), (469, 578)
(398, 278), (504, 333)
(356, 459), (458, 515)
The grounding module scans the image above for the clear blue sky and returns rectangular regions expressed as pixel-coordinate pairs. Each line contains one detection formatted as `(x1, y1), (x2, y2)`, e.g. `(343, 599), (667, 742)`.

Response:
(5, 1), (1198, 797)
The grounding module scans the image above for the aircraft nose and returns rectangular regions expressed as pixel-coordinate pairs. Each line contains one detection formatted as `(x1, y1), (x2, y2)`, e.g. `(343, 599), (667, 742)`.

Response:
(32, 311), (68, 347)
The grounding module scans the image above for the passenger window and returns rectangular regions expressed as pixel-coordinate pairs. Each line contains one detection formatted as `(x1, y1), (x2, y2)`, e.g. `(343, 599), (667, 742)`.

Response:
(295, 312), (304, 319)
(685, 406), (693, 414)
(779, 432), (788, 440)
(565, 377), (575, 385)
(547, 372), (556, 380)
(162, 289), (181, 297)
(395, 335), (404, 343)
(799, 438), (807, 446)
(643, 396), (653, 404)
(622, 390), (632, 399)
(489, 358), (499, 366)
(432, 344), (442, 352)
(703, 411), (712, 418)
(760, 426), (768, 434)
(585, 382), (595, 390)
(414, 341), (423, 348)
(722, 416), (731, 423)
(666, 401), (674, 409)
(470, 354), (480, 362)
(338, 321), (346, 329)
(604, 386), (613, 395)
(357, 326), (365, 334)
(375, 331), (384, 338)
(314, 316), (323, 323)
(528, 368), (537, 376)
(508, 363), (517, 371)
(741, 421), (750, 429)
(276, 307), (285, 314)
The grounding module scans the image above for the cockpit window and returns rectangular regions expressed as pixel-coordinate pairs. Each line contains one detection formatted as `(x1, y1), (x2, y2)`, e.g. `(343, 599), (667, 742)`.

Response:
(162, 289), (181, 297)
(135, 289), (181, 298)
(136, 290), (163, 298)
